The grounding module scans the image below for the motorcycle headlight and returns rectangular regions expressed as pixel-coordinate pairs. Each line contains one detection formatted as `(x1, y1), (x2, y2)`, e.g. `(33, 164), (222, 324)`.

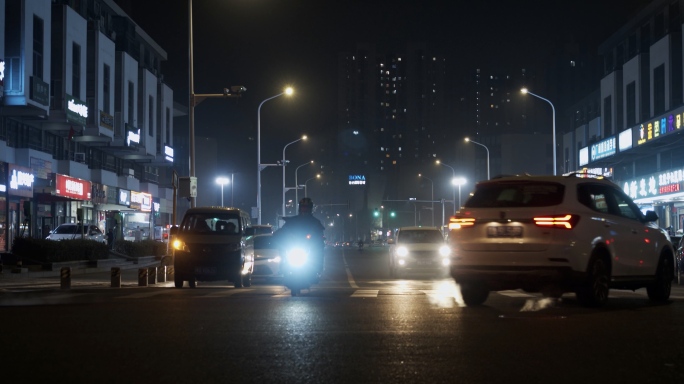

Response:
(286, 247), (308, 267)
(441, 258), (450, 266)
(396, 246), (409, 257)
(173, 239), (190, 252)
(439, 245), (451, 257)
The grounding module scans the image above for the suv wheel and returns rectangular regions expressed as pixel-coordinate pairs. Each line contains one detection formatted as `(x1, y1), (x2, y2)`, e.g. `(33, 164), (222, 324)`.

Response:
(188, 278), (197, 288)
(647, 255), (672, 302)
(459, 282), (489, 306)
(233, 271), (244, 288)
(174, 275), (184, 289)
(576, 257), (609, 307)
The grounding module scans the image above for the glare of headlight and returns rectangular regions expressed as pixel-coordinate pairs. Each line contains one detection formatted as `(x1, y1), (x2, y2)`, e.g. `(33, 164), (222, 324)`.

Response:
(396, 246), (408, 257)
(441, 258), (450, 266)
(173, 239), (187, 251)
(398, 259), (406, 266)
(269, 256), (282, 263)
(439, 245), (451, 257)
(287, 248), (308, 267)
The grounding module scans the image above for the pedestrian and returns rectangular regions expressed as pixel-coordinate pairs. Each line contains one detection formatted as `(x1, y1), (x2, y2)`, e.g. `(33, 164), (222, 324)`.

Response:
(107, 228), (114, 250)
(134, 226), (142, 242)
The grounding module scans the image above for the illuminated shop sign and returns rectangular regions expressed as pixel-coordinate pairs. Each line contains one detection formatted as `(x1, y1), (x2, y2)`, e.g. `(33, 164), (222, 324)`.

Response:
(8, 164), (34, 197)
(590, 136), (616, 162)
(0, 184), (6, 192)
(573, 167), (613, 178)
(55, 174), (92, 200)
(100, 111), (114, 130)
(578, 147), (589, 167)
(0, 59), (4, 92)
(131, 191), (152, 212)
(164, 145), (174, 162)
(349, 175), (366, 185)
(634, 107), (684, 146)
(118, 188), (131, 206)
(618, 129), (632, 151)
(66, 94), (88, 125)
(126, 125), (141, 147)
(623, 167), (684, 200)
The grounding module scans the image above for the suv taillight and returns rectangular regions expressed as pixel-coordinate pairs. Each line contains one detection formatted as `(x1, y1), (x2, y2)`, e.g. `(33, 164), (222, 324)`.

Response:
(533, 214), (579, 229)
(449, 217), (475, 230)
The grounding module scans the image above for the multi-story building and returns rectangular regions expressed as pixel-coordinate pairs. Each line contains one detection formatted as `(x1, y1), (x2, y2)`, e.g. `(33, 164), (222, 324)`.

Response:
(0, 0), (178, 252)
(564, 0), (684, 232)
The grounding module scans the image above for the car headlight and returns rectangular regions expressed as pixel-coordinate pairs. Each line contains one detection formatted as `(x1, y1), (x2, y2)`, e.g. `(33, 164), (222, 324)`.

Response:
(172, 239), (189, 252)
(286, 247), (308, 267)
(441, 258), (450, 266)
(439, 245), (451, 257)
(396, 246), (409, 257)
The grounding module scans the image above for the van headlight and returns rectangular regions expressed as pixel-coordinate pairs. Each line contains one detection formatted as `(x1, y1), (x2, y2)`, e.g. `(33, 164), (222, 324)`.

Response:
(396, 246), (409, 257)
(173, 239), (189, 252)
(439, 245), (451, 257)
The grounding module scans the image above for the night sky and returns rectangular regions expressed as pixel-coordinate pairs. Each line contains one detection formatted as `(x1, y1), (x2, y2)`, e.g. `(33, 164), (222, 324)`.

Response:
(115, 0), (651, 215)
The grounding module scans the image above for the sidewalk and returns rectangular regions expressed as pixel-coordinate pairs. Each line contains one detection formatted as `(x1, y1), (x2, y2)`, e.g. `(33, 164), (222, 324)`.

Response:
(0, 255), (167, 289)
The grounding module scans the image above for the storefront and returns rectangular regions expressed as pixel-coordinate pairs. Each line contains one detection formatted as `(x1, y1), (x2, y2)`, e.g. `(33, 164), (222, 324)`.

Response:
(621, 167), (684, 233)
(99, 188), (153, 243)
(34, 173), (93, 239)
(0, 162), (8, 252)
(5, 164), (34, 251)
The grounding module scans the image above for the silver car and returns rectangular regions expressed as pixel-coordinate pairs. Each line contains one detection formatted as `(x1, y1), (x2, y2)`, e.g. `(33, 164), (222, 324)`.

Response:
(46, 223), (107, 244)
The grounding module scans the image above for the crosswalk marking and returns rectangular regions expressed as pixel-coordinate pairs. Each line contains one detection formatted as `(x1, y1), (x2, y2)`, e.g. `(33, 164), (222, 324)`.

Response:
(351, 289), (379, 298)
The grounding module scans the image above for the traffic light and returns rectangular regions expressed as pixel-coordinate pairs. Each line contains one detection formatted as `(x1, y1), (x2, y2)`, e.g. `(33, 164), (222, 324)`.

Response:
(390, 211), (396, 218)
(373, 208), (379, 217)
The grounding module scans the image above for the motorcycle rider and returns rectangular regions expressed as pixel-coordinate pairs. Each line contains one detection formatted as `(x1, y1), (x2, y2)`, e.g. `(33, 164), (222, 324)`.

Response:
(275, 197), (325, 276)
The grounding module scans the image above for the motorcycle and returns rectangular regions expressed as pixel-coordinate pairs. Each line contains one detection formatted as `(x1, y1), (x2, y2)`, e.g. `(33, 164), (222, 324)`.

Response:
(279, 233), (323, 296)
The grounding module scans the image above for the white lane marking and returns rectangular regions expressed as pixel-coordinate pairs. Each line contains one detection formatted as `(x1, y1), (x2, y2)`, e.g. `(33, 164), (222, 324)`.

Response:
(351, 289), (379, 298)
(200, 289), (254, 298)
(498, 290), (534, 298)
(342, 252), (359, 289)
(117, 290), (170, 299)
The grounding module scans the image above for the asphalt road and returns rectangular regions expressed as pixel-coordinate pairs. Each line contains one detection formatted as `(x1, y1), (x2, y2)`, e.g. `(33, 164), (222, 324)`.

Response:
(1, 246), (684, 383)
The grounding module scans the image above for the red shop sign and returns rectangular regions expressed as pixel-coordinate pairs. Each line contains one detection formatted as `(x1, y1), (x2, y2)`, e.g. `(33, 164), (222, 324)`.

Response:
(55, 174), (92, 200)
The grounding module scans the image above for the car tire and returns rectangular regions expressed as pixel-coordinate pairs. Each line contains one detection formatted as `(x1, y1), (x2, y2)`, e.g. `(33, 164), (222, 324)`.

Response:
(647, 255), (672, 302)
(243, 271), (252, 287)
(188, 278), (197, 288)
(459, 282), (489, 306)
(233, 271), (244, 288)
(174, 275), (184, 289)
(576, 256), (610, 307)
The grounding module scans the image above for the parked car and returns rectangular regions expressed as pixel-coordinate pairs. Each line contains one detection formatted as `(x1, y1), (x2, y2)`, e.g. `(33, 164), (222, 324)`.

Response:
(447, 174), (674, 307)
(46, 223), (107, 244)
(389, 226), (450, 278)
(252, 234), (282, 279)
(675, 236), (684, 285)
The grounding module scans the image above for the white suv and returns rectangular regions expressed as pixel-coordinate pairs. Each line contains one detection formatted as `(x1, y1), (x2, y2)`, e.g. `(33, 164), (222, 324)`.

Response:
(447, 174), (674, 307)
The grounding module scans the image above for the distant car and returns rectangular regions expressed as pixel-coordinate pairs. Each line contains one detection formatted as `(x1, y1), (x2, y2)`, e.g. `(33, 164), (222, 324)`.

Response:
(389, 226), (450, 278)
(448, 174), (674, 307)
(46, 223), (107, 244)
(245, 224), (274, 237)
(252, 234), (282, 279)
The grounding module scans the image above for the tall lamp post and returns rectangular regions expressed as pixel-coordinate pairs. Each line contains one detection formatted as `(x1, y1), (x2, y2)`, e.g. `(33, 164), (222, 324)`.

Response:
(418, 174), (434, 226)
(465, 137), (490, 180)
(452, 177), (467, 209)
(282, 135), (307, 218)
(436, 160), (456, 214)
(303, 174), (321, 197)
(257, 87), (293, 224)
(521, 88), (556, 175)
(188, 0), (245, 209)
(295, 160), (314, 210)
(215, 177), (229, 207)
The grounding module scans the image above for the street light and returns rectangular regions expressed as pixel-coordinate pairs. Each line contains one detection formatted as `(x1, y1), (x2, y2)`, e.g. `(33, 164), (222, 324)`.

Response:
(418, 174), (434, 227)
(257, 87), (294, 224)
(215, 177), (230, 207)
(465, 137), (490, 180)
(282, 135), (307, 218)
(436, 160), (456, 213)
(303, 174), (321, 197)
(452, 177), (467, 209)
(295, 160), (314, 210)
(521, 88), (556, 175)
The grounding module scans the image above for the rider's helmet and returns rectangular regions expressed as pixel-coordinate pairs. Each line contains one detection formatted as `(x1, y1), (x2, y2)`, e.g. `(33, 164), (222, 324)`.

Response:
(298, 197), (314, 215)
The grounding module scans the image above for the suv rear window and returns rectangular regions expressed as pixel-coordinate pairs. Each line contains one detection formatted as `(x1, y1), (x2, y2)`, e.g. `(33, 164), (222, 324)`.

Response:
(465, 181), (564, 208)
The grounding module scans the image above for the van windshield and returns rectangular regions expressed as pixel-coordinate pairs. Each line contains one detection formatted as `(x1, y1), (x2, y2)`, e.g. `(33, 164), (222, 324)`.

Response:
(180, 214), (240, 234)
